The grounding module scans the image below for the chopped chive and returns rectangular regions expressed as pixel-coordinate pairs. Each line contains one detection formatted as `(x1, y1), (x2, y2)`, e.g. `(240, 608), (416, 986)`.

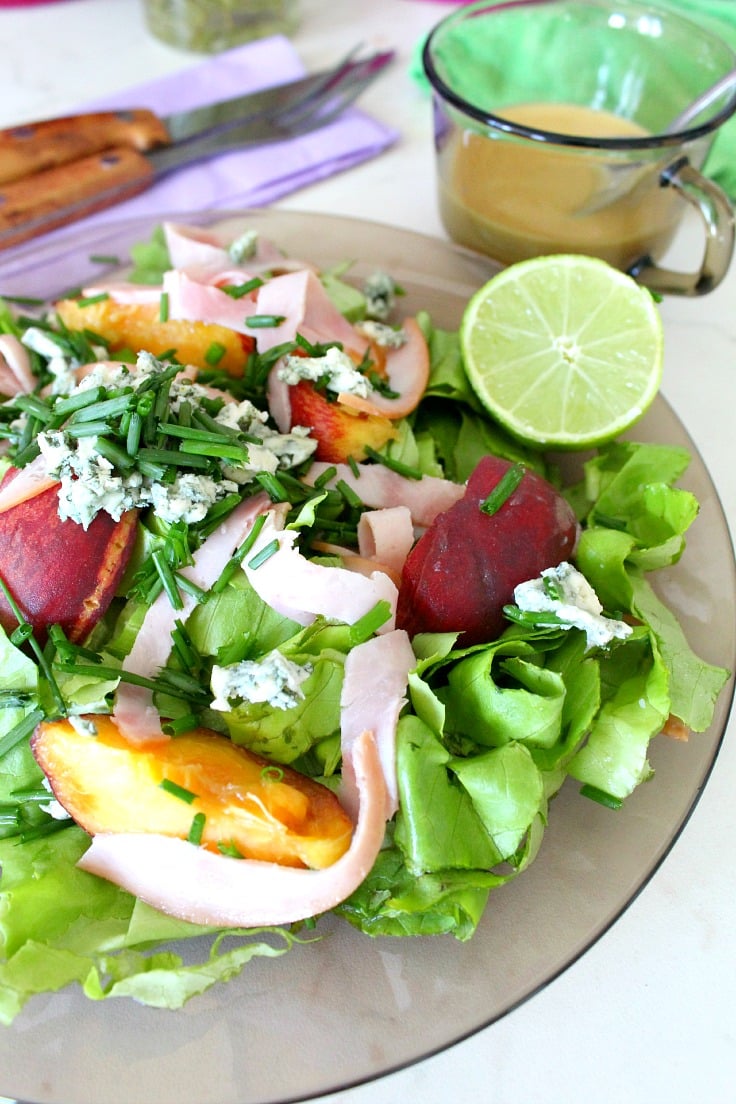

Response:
(158, 291), (170, 322)
(260, 765), (284, 783)
(580, 784), (623, 810)
(180, 439), (249, 464)
(161, 423), (233, 444)
(313, 465), (338, 489)
(174, 573), (207, 603)
(0, 578), (65, 715)
(349, 600), (392, 645)
(152, 549), (184, 610)
(480, 463), (525, 516)
(0, 708), (45, 759)
(347, 455), (360, 477)
(247, 538), (279, 570)
(245, 314), (286, 329)
(223, 277), (263, 298)
(126, 411), (142, 455)
(163, 714), (200, 737)
(94, 436), (136, 470)
(211, 512), (267, 593)
(12, 395), (53, 422)
(187, 811), (206, 844)
(204, 341), (227, 367)
(76, 292), (110, 307)
(362, 445), (423, 480)
(68, 393), (133, 423)
(190, 408), (238, 438)
(255, 471), (290, 502)
(216, 839), (244, 858)
(89, 253), (121, 265)
(53, 386), (107, 417)
(137, 446), (211, 470)
(336, 478), (363, 509)
(159, 778), (197, 804)
(10, 623), (34, 646)
(65, 420), (116, 440)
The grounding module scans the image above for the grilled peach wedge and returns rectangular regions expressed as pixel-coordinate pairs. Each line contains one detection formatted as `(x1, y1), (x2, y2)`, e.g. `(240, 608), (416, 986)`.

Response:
(55, 297), (255, 376)
(288, 379), (397, 463)
(0, 471), (137, 643)
(32, 717), (353, 870)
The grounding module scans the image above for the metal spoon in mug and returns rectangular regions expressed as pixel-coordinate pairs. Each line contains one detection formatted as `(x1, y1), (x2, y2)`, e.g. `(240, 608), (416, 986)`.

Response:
(667, 66), (736, 132)
(583, 66), (736, 212)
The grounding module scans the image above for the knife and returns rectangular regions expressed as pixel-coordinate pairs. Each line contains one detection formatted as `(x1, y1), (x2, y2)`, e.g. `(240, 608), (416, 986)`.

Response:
(0, 48), (390, 187)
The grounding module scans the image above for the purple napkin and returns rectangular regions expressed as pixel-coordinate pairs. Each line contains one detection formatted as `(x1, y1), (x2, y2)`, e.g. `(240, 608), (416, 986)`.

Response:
(77, 35), (396, 222)
(0, 36), (396, 293)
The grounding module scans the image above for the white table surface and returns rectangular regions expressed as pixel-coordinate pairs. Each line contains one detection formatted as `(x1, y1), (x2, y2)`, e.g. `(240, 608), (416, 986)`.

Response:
(0, 2), (734, 1103)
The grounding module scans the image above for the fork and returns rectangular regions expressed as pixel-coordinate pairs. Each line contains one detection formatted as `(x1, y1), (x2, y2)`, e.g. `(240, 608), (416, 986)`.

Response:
(0, 48), (394, 251)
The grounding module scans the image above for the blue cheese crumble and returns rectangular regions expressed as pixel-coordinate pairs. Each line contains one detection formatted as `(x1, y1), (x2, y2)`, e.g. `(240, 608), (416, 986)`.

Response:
(363, 271), (398, 321)
(277, 345), (373, 398)
(210, 650), (313, 712)
(355, 320), (406, 349)
(34, 351), (316, 528)
(513, 562), (633, 649)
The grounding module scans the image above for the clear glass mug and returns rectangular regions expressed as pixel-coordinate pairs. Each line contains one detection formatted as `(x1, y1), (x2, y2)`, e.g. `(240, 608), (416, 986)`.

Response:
(423, 0), (736, 295)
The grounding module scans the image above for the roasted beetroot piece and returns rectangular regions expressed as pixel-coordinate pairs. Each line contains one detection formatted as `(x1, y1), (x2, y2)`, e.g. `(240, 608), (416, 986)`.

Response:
(0, 470), (137, 643)
(396, 456), (579, 645)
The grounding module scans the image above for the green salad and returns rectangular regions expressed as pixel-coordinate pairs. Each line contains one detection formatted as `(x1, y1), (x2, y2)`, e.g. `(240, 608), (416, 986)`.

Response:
(0, 223), (728, 1025)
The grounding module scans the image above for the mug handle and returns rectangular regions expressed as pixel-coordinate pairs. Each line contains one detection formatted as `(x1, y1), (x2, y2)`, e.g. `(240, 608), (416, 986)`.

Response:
(628, 157), (735, 297)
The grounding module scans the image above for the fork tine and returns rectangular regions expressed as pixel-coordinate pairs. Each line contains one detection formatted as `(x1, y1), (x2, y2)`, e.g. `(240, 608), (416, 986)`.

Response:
(149, 49), (395, 168)
(270, 49), (395, 132)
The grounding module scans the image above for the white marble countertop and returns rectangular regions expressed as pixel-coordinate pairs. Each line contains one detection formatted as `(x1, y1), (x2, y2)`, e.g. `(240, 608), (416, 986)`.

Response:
(0, 2), (734, 1103)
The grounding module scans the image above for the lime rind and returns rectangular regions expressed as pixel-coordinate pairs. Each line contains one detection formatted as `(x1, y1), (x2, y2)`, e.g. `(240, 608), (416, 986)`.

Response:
(460, 255), (664, 450)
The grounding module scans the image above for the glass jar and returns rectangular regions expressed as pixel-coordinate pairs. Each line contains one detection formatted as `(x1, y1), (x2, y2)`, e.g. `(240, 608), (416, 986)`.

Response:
(142, 0), (299, 53)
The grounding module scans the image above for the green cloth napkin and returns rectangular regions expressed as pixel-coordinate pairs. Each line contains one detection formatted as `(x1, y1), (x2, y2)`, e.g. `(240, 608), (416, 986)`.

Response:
(413, 0), (736, 197)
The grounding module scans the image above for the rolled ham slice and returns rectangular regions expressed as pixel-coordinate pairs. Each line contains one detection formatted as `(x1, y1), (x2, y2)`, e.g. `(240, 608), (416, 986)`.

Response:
(339, 629), (415, 819)
(78, 728), (388, 927)
(242, 512), (398, 631)
(0, 334), (35, 396)
(357, 506), (414, 576)
(304, 462), (465, 530)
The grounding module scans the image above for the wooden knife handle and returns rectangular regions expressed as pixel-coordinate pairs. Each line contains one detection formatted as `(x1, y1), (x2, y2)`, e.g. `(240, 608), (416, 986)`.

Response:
(0, 110), (170, 186)
(0, 147), (157, 252)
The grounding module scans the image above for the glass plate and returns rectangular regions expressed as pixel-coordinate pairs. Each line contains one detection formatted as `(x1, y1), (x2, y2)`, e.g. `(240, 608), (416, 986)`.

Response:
(0, 211), (733, 1104)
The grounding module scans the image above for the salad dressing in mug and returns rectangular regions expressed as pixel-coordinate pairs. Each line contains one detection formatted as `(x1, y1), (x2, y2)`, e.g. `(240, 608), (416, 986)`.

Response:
(438, 102), (681, 269)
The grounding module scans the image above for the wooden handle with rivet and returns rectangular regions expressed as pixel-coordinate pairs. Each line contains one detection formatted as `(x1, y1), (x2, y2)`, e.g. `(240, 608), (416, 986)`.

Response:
(0, 110), (170, 186)
(0, 147), (157, 251)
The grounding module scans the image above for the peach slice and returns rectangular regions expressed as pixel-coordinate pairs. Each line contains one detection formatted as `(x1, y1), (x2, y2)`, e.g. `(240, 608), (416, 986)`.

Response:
(54, 297), (254, 376)
(0, 470), (137, 643)
(32, 716), (353, 870)
(288, 379), (397, 463)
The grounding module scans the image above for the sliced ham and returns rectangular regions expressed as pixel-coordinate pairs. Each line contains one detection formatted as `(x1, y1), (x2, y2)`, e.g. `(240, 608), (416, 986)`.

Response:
(77, 729), (388, 927)
(163, 221), (314, 278)
(337, 317), (430, 421)
(0, 334), (35, 396)
(163, 269), (260, 333)
(0, 457), (59, 516)
(242, 512), (398, 631)
(339, 629), (415, 819)
(113, 492), (272, 744)
(304, 462), (465, 530)
(357, 506), (414, 576)
(75, 282), (163, 306)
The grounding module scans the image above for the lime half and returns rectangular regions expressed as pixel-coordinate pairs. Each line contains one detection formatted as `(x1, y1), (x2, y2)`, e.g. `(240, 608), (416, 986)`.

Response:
(460, 255), (664, 450)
